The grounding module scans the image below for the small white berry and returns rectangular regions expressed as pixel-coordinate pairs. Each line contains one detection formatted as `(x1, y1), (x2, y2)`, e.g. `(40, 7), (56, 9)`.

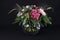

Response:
(25, 24), (29, 27)
(34, 5), (36, 7)
(22, 9), (25, 11)
(26, 5), (30, 8)
(30, 7), (32, 10)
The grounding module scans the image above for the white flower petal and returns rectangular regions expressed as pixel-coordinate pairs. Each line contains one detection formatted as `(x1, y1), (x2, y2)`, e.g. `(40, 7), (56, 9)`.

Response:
(36, 27), (40, 29)
(20, 13), (23, 15)
(17, 12), (21, 17)
(17, 12), (23, 17)
(22, 9), (25, 11)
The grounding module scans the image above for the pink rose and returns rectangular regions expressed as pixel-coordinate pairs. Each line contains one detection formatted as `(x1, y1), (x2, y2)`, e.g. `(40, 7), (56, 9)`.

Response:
(30, 8), (40, 20)
(30, 8), (46, 20)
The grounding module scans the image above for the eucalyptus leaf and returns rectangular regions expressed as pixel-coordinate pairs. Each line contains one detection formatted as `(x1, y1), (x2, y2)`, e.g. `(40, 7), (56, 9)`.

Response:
(46, 7), (52, 10)
(16, 3), (22, 11)
(12, 16), (23, 24)
(8, 8), (16, 14)
(42, 16), (52, 24)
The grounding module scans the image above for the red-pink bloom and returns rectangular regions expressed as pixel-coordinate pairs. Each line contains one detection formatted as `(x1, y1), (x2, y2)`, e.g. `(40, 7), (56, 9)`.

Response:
(30, 8), (40, 20)
(30, 8), (46, 20)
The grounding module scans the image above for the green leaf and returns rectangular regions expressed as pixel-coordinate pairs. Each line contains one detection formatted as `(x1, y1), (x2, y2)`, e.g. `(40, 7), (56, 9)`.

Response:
(16, 3), (22, 11)
(39, 15), (43, 22)
(40, 23), (44, 27)
(30, 5), (34, 8)
(12, 17), (20, 24)
(8, 8), (16, 14)
(23, 13), (29, 24)
(30, 20), (36, 25)
(44, 23), (47, 27)
(28, 27), (31, 32)
(26, 13), (29, 18)
(12, 16), (23, 24)
(42, 16), (52, 24)
(46, 7), (53, 10)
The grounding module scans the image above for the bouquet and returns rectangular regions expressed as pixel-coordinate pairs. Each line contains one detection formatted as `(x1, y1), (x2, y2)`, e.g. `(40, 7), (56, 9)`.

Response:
(9, 3), (52, 34)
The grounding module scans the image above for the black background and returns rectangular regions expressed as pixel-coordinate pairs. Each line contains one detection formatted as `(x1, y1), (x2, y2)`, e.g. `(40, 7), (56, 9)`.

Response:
(0, 0), (60, 40)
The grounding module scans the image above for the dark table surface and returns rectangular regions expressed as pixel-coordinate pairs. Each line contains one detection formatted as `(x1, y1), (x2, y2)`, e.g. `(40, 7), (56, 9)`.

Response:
(0, 25), (60, 40)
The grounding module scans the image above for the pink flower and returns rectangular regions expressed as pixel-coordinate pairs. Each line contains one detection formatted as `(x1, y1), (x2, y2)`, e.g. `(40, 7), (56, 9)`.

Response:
(30, 8), (40, 20)
(30, 8), (46, 20)
(38, 8), (46, 16)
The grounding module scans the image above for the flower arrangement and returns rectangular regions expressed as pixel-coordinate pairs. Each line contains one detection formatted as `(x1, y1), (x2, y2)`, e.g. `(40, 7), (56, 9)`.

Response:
(9, 3), (52, 34)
